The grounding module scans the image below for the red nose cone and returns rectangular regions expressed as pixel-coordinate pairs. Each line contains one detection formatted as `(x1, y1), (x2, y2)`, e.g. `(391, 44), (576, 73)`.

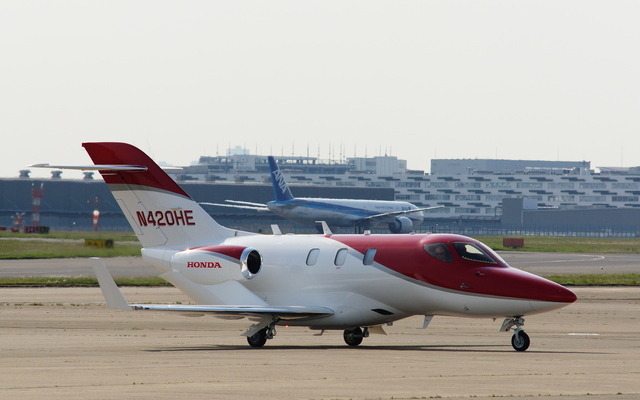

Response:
(485, 267), (577, 304)
(542, 280), (577, 304)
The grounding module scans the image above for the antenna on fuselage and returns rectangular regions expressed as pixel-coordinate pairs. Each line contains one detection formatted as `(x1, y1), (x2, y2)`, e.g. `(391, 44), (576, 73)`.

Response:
(271, 224), (282, 235)
(315, 221), (332, 236)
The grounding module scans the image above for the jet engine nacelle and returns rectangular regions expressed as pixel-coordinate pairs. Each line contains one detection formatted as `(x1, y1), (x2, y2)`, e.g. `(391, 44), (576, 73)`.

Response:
(171, 245), (262, 285)
(388, 216), (413, 234)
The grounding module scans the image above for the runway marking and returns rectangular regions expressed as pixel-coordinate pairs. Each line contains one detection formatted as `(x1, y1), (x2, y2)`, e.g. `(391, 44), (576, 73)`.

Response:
(567, 333), (600, 336)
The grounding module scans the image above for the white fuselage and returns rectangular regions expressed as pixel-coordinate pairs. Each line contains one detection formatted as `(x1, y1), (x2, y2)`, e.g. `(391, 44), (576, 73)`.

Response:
(143, 232), (567, 330)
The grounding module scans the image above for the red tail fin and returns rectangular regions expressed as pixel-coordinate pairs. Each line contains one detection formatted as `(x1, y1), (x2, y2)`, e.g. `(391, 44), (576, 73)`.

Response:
(82, 142), (190, 198)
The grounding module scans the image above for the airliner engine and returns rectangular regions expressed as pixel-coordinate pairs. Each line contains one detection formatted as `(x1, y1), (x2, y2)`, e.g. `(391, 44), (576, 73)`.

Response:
(171, 245), (262, 285)
(388, 216), (413, 234)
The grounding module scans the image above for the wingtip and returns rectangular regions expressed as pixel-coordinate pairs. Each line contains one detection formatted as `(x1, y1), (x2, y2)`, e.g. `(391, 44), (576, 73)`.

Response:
(90, 257), (132, 311)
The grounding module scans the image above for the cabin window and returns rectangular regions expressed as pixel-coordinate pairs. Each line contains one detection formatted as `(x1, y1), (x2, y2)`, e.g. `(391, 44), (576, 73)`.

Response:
(424, 243), (452, 263)
(363, 248), (377, 265)
(306, 248), (320, 266)
(334, 248), (348, 266)
(453, 242), (497, 264)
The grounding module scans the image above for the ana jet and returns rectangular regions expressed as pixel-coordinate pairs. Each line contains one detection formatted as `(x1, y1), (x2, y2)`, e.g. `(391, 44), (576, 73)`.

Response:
(34, 143), (576, 351)
(202, 156), (437, 233)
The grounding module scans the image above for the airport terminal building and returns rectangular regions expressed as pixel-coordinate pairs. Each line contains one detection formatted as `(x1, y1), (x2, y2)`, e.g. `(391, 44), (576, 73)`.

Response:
(2, 154), (640, 236)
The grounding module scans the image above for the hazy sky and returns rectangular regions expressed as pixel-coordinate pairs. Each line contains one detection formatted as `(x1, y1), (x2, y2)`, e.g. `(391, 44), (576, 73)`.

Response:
(1, 1), (639, 179)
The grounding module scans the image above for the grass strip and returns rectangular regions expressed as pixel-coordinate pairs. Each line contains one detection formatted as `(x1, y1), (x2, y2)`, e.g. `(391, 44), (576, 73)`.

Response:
(0, 231), (138, 241)
(479, 236), (640, 254)
(0, 240), (141, 259)
(543, 273), (640, 286)
(0, 277), (171, 287)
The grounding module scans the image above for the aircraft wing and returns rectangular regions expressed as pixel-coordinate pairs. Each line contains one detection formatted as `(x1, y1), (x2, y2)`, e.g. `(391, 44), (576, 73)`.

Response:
(130, 304), (334, 320)
(91, 258), (332, 321)
(199, 201), (269, 211)
(360, 205), (445, 221)
(226, 200), (269, 207)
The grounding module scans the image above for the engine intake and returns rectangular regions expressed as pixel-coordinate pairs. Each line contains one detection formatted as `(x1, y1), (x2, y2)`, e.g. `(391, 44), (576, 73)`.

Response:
(388, 216), (413, 234)
(241, 248), (262, 279)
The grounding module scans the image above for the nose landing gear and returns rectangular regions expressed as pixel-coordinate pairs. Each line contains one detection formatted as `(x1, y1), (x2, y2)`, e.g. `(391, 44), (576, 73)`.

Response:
(501, 316), (530, 352)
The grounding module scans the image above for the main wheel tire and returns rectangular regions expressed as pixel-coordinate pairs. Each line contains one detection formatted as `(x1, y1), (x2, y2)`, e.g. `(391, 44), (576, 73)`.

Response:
(247, 329), (268, 348)
(511, 330), (530, 352)
(343, 327), (364, 347)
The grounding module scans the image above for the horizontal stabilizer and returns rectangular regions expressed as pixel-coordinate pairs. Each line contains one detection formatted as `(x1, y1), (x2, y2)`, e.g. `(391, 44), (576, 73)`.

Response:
(31, 163), (148, 172)
(30, 163), (181, 172)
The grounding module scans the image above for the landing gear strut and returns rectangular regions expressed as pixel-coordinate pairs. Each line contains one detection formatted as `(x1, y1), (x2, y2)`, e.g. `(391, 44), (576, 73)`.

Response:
(247, 323), (277, 348)
(501, 316), (530, 352)
(343, 327), (369, 347)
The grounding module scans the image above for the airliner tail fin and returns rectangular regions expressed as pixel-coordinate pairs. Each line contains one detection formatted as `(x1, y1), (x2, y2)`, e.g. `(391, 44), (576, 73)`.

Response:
(267, 156), (294, 202)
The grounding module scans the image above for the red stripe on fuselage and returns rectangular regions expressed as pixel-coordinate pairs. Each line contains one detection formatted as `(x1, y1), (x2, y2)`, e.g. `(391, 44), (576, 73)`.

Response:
(329, 233), (576, 304)
(188, 245), (247, 260)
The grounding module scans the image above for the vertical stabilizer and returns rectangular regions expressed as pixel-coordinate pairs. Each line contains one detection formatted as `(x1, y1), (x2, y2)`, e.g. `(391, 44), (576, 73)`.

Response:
(267, 156), (294, 202)
(82, 142), (236, 249)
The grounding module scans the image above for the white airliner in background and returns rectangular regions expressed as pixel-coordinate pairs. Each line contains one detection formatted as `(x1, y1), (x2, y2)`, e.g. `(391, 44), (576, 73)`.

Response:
(203, 156), (437, 233)
(33, 143), (576, 351)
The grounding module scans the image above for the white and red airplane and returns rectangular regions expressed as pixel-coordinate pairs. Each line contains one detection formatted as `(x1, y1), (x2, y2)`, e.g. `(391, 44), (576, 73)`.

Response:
(34, 143), (576, 351)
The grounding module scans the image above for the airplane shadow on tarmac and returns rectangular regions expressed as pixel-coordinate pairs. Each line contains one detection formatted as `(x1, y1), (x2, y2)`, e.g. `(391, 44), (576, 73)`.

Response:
(144, 344), (609, 355)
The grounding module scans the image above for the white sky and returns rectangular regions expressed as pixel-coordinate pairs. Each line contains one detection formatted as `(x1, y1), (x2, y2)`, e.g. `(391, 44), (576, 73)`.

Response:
(1, 1), (639, 179)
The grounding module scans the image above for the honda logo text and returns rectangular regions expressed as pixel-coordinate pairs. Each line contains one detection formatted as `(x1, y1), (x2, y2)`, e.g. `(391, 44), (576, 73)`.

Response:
(186, 261), (222, 268)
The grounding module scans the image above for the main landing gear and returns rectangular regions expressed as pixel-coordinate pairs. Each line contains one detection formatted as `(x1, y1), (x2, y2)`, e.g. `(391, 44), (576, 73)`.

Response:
(501, 316), (530, 352)
(343, 327), (369, 347)
(247, 324), (277, 348)
(248, 325), (371, 348)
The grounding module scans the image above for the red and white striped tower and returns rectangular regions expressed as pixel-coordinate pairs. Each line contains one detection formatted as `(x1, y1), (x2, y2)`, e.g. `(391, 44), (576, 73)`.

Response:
(31, 183), (44, 228)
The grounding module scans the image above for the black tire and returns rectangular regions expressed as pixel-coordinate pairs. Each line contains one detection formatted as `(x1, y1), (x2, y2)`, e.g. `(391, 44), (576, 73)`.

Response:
(511, 330), (530, 352)
(247, 329), (268, 348)
(343, 327), (364, 347)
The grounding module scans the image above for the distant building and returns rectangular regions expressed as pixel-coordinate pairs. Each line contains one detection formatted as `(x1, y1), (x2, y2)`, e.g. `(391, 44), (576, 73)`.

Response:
(170, 154), (640, 221)
(431, 159), (591, 176)
(5, 152), (640, 236)
(348, 156), (408, 176)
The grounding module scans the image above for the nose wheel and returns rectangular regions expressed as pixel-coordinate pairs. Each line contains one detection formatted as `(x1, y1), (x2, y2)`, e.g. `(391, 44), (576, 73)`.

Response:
(501, 317), (530, 352)
(511, 329), (530, 352)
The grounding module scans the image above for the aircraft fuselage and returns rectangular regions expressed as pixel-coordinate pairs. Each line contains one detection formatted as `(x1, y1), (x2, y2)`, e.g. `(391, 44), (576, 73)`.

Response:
(266, 198), (424, 228)
(146, 232), (575, 330)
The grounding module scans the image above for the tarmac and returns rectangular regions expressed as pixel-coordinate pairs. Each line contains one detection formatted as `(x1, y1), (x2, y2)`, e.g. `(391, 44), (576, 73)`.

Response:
(1, 286), (639, 400)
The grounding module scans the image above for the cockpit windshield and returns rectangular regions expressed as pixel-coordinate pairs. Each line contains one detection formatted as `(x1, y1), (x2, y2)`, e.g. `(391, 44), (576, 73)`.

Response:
(453, 242), (498, 264)
(424, 243), (452, 263)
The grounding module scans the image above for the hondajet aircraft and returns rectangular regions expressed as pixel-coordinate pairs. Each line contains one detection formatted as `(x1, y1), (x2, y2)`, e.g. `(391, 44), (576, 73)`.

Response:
(33, 143), (576, 351)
